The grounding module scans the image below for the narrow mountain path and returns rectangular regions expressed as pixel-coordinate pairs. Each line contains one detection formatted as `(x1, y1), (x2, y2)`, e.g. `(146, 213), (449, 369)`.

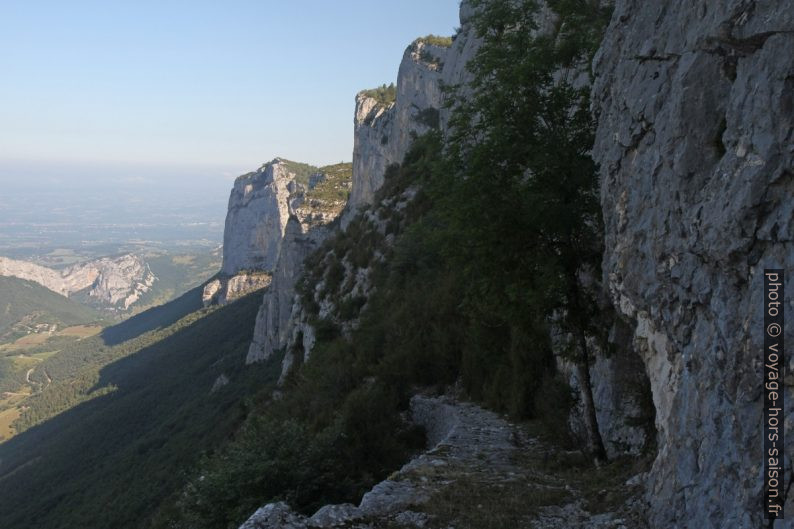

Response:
(239, 396), (649, 529)
(24, 367), (47, 393)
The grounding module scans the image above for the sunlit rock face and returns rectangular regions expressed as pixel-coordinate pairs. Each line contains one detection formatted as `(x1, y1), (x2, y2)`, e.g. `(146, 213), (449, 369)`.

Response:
(220, 160), (295, 277)
(237, 1), (794, 527)
(208, 157), (347, 357)
(201, 273), (271, 307)
(593, 2), (794, 526)
(246, 33), (462, 363)
(0, 257), (68, 295)
(210, 159), (350, 309)
(71, 255), (157, 309)
(346, 39), (448, 216)
(250, 2), (487, 367)
(0, 254), (156, 311)
(246, 217), (330, 363)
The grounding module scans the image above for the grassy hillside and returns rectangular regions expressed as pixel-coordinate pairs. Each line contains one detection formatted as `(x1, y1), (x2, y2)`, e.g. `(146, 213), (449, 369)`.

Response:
(0, 277), (103, 405)
(0, 289), (279, 529)
(308, 162), (353, 204)
(0, 255), (218, 437)
(99, 282), (205, 346)
(0, 276), (100, 341)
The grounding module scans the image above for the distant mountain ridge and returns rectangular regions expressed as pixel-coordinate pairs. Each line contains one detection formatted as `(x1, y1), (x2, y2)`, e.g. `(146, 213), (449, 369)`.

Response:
(0, 254), (156, 312)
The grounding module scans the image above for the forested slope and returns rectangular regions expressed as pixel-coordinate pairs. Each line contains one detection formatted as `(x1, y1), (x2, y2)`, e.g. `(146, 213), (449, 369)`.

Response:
(0, 290), (279, 529)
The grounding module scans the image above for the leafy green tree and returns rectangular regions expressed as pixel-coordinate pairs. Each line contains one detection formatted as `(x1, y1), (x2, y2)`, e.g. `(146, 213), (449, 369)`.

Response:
(361, 83), (397, 105)
(439, 0), (612, 461)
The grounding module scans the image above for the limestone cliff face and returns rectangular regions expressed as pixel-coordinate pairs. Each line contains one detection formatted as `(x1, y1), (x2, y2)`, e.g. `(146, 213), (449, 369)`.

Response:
(250, 5), (488, 370)
(0, 257), (67, 296)
(220, 160), (296, 276)
(69, 255), (156, 309)
(235, 1), (794, 526)
(246, 218), (331, 363)
(207, 159), (350, 308)
(211, 159), (349, 358)
(0, 254), (156, 311)
(347, 39), (449, 214)
(246, 35), (468, 363)
(202, 272), (272, 307)
(593, 2), (794, 526)
(346, 0), (651, 461)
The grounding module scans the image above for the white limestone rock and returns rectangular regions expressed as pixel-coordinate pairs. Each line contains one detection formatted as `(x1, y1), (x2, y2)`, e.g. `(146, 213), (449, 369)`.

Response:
(346, 39), (449, 216)
(238, 502), (308, 529)
(202, 272), (271, 307)
(308, 503), (362, 527)
(0, 257), (68, 295)
(238, 395), (644, 529)
(201, 279), (223, 306)
(212, 159), (351, 318)
(0, 254), (157, 311)
(210, 373), (230, 393)
(246, 218), (331, 363)
(221, 160), (296, 276)
(268, 1), (484, 372)
(73, 255), (157, 309)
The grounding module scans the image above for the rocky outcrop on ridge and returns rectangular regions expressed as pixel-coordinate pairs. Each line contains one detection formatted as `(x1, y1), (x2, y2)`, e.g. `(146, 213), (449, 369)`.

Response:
(0, 254), (156, 311)
(208, 160), (350, 308)
(272, 0), (653, 461)
(346, 38), (448, 215)
(202, 272), (272, 307)
(246, 217), (332, 363)
(247, 5), (482, 367)
(0, 257), (67, 296)
(220, 160), (297, 276)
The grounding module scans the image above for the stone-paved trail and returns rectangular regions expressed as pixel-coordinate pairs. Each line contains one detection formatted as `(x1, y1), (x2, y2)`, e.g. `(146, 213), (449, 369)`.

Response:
(239, 395), (648, 529)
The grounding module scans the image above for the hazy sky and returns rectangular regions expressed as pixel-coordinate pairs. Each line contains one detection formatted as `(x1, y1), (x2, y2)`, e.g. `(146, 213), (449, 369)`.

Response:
(0, 0), (461, 177)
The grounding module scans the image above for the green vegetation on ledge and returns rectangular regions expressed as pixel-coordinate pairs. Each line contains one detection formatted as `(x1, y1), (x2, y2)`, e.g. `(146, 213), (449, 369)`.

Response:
(360, 83), (396, 106)
(166, 140), (442, 529)
(278, 158), (319, 185)
(443, 0), (614, 460)
(306, 162), (353, 204)
(0, 2), (639, 529)
(417, 34), (453, 47)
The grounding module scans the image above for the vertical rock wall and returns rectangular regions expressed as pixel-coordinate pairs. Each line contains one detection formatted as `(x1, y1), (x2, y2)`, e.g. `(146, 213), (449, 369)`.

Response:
(593, 2), (794, 526)
(347, 39), (449, 214)
(209, 159), (351, 309)
(247, 26), (473, 363)
(221, 160), (295, 276)
(246, 218), (330, 363)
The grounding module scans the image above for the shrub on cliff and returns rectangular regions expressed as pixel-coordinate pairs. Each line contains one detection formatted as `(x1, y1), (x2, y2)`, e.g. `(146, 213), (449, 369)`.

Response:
(417, 34), (454, 47)
(360, 83), (396, 106)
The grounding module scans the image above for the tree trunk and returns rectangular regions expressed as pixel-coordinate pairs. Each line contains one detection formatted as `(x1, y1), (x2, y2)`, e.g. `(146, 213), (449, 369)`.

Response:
(575, 328), (608, 464)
